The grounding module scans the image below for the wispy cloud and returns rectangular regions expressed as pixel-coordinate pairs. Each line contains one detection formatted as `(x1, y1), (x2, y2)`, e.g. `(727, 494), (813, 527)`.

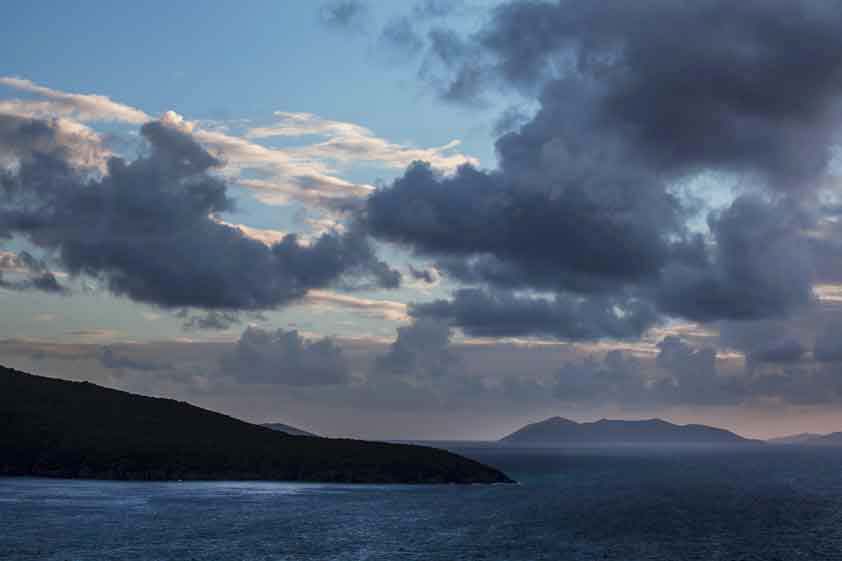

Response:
(301, 289), (409, 321)
(0, 79), (478, 239)
(815, 284), (842, 304)
(64, 329), (124, 342)
(247, 111), (478, 171)
(209, 216), (291, 246)
(0, 76), (150, 123)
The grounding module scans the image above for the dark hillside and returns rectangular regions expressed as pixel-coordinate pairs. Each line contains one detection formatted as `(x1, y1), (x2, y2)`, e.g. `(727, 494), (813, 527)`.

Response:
(0, 366), (511, 484)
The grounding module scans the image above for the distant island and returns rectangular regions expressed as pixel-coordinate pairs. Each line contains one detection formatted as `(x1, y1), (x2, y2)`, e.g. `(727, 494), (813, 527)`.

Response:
(768, 432), (842, 446)
(262, 422), (317, 437)
(501, 416), (760, 445)
(0, 365), (512, 484)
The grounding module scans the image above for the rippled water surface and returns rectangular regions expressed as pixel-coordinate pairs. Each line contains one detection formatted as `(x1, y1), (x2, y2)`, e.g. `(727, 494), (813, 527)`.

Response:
(3, 445), (842, 560)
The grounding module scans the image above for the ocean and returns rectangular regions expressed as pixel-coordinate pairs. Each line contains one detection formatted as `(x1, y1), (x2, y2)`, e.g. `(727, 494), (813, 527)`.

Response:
(2, 444), (842, 560)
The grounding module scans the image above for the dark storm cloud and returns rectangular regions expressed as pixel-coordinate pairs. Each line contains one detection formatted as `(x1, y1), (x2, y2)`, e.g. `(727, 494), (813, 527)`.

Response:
(441, 0), (842, 187)
(656, 196), (815, 322)
(747, 338), (807, 365)
(814, 321), (842, 362)
(411, 288), (659, 340)
(0, 114), (399, 311)
(717, 317), (814, 369)
(376, 317), (458, 377)
(318, 0), (370, 32)
(367, 162), (684, 293)
(533, 2), (839, 187)
(407, 264), (439, 284)
(363, 0), (842, 339)
(179, 310), (241, 331)
(220, 327), (350, 386)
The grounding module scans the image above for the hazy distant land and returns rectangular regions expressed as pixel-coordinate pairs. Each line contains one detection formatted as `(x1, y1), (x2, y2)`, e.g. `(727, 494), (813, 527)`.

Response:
(262, 423), (318, 437)
(767, 432), (842, 446)
(501, 416), (761, 445)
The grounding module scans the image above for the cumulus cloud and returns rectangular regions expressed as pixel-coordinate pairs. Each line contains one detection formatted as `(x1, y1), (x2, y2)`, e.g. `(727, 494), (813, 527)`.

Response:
(172, 110), (477, 237)
(411, 288), (659, 341)
(525, 335), (746, 407)
(656, 196), (815, 322)
(221, 326), (350, 386)
(0, 79), (479, 237)
(362, 0), (842, 340)
(545, 336), (744, 407)
(376, 317), (458, 377)
(748, 338), (807, 366)
(0, 110), (107, 171)
(718, 318), (812, 368)
(654, 336), (744, 406)
(554, 350), (646, 404)
(425, 2), (842, 174)
(0, 114), (399, 311)
(367, 161), (682, 292)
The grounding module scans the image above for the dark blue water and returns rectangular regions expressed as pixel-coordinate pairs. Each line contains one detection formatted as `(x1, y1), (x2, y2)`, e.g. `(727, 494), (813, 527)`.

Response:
(3, 445), (842, 560)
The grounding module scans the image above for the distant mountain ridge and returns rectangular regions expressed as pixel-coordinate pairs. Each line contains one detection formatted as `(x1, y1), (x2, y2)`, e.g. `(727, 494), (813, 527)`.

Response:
(501, 416), (759, 445)
(767, 432), (842, 445)
(766, 433), (824, 445)
(262, 423), (317, 437)
(0, 365), (512, 484)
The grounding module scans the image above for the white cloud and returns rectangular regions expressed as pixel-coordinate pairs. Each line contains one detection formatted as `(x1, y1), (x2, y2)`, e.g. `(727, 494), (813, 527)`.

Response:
(815, 283), (842, 303)
(248, 111), (479, 172)
(0, 76), (150, 124)
(0, 79), (479, 240)
(190, 125), (374, 211)
(209, 216), (291, 246)
(63, 329), (125, 343)
(301, 289), (409, 321)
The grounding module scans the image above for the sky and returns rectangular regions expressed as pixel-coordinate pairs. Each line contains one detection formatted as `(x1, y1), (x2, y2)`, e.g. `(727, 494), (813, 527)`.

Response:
(4, 0), (842, 440)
